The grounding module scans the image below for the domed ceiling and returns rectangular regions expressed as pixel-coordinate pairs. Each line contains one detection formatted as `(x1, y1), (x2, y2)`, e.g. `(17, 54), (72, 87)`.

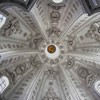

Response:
(0, 0), (100, 100)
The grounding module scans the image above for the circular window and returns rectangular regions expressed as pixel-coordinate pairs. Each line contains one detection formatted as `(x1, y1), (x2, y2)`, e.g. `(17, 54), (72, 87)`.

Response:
(45, 44), (60, 59)
(40, 40), (65, 64)
(47, 45), (56, 53)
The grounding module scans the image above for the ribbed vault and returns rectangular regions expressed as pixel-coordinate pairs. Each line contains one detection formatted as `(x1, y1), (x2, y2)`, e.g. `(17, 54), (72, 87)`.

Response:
(0, 0), (100, 100)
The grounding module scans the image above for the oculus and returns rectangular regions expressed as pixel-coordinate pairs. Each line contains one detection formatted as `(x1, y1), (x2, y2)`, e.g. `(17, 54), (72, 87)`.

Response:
(45, 44), (60, 59)
(47, 45), (56, 53)
(40, 40), (65, 64)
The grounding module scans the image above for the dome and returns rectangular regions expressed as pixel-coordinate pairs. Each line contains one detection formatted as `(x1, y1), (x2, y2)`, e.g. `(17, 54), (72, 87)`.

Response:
(0, 0), (100, 100)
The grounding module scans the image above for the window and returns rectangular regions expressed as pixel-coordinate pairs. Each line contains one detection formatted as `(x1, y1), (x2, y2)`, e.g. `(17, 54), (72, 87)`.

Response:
(94, 80), (100, 95)
(0, 76), (9, 94)
(52, 0), (63, 3)
(0, 14), (6, 28)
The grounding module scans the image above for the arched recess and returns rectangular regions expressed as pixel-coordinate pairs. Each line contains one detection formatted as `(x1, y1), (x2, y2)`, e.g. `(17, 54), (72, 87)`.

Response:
(0, 76), (9, 94)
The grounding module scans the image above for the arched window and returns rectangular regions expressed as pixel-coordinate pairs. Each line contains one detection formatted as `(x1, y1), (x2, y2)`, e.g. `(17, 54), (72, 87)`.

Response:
(94, 80), (100, 95)
(0, 76), (9, 94)
(0, 14), (6, 28)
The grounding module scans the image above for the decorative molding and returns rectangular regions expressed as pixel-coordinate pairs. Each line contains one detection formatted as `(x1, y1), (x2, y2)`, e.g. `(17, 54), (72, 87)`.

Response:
(42, 88), (60, 100)
(46, 27), (61, 37)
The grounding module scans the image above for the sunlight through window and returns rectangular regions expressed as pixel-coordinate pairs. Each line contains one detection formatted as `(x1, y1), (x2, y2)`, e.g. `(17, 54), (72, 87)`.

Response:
(0, 76), (9, 94)
(94, 80), (100, 95)
(0, 14), (6, 28)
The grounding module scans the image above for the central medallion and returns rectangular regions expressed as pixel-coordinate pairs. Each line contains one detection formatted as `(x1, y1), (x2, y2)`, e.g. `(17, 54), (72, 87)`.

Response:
(45, 44), (60, 59)
(40, 40), (65, 64)
(47, 45), (56, 53)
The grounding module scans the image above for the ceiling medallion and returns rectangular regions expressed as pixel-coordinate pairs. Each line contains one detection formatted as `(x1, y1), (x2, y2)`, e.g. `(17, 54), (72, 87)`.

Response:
(40, 40), (66, 65)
